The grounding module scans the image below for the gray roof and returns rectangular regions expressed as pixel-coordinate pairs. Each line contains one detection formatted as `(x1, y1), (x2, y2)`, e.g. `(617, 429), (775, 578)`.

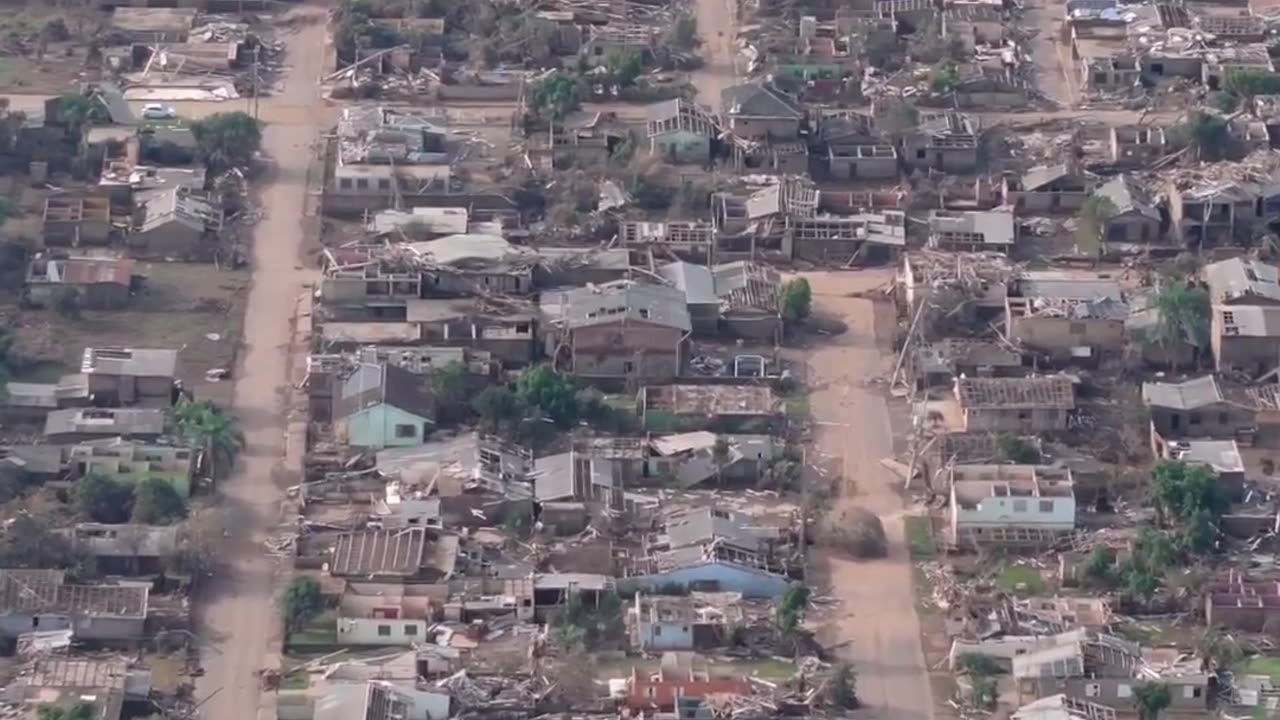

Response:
(81, 348), (178, 378)
(1093, 175), (1158, 220)
(1167, 439), (1244, 473)
(1142, 375), (1223, 410)
(71, 523), (178, 558)
(547, 282), (692, 332)
(533, 452), (575, 501)
(659, 261), (716, 306)
(1019, 164), (1084, 192)
(1205, 257), (1280, 304)
(0, 445), (66, 475)
(1017, 276), (1123, 301)
(87, 83), (135, 126)
(929, 210), (1015, 245)
(662, 507), (763, 553)
(44, 408), (166, 438)
(721, 83), (805, 120)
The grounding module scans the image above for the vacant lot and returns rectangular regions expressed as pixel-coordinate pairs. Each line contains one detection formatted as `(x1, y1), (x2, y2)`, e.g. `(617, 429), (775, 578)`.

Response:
(9, 262), (250, 405)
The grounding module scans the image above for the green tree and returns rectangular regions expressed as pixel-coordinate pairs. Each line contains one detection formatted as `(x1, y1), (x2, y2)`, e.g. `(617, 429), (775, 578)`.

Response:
(873, 99), (919, 135)
(663, 13), (698, 51)
(280, 576), (325, 633)
(1075, 195), (1118, 255)
(425, 360), (468, 409)
(1225, 69), (1280, 102)
(1132, 682), (1172, 720)
(1210, 90), (1241, 113)
(0, 513), (77, 569)
(828, 663), (858, 709)
(1170, 111), (1231, 161)
(779, 278), (813, 322)
(75, 474), (133, 523)
(38, 703), (95, 720)
(997, 435), (1041, 464)
(711, 436), (731, 488)
(528, 72), (581, 122)
(517, 364), (580, 426)
(775, 582), (810, 634)
(606, 49), (644, 87)
(172, 399), (243, 479)
(1082, 547), (1115, 586)
(1152, 461), (1226, 525)
(131, 478), (187, 525)
(929, 61), (957, 93)
(189, 112), (263, 172)
(1143, 282), (1210, 368)
(56, 93), (109, 137)
(551, 591), (625, 650)
(472, 385), (523, 432)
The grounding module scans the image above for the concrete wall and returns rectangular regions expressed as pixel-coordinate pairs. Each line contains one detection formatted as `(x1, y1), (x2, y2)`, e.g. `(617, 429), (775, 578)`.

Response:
(86, 374), (173, 406)
(1214, 334), (1280, 374)
(336, 616), (429, 645)
(1008, 316), (1126, 357)
(1013, 190), (1091, 213)
(127, 223), (207, 261)
(1105, 212), (1161, 244)
(571, 322), (683, 380)
(341, 404), (432, 449)
(722, 311), (780, 341)
(1149, 403), (1254, 439)
(951, 490), (1076, 535)
(621, 562), (790, 598)
(0, 612), (144, 641)
(637, 619), (697, 650)
(828, 155), (898, 180)
(1020, 676), (1210, 710)
(902, 141), (978, 173)
(963, 408), (1069, 433)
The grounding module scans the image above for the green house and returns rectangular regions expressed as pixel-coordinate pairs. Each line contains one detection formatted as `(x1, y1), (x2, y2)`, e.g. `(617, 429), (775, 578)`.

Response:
(334, 363), (437, 449)
(68, 439), (197, 497)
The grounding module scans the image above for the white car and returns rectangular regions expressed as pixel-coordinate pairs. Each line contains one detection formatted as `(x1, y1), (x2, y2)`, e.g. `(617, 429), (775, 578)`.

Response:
(141, 103), (177, 120)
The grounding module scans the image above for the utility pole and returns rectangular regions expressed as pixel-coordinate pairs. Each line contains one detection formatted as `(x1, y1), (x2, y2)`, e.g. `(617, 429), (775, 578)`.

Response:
(252, 45), (261, 121)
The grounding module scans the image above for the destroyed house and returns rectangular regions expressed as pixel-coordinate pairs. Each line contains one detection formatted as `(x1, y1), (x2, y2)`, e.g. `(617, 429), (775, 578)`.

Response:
(942, 4), (1004, 51)
(1212, 304), (1280, 374)
(129, 188), (225, 260)
(69, 523), (178, 575)
(658, 261), (718, 335)
(1110, 125), (1168, 167)
(625, 667), (751, 714)
(1142, 375), (1256, 443)
(624, 507), (795, 598)
(4, 656), (151, 720)
(954, 376), (1076, 433)
(619, 221), (716, 263)
(927, 210), (1015, 253)
(110, 7), (197, 43)
(646, 99), (717, 164)
(1207, 569), (1280, 632)
(26, 256), (135, 311)
(640, 384), (778, 432)
(44, 407), (166, 443)
(721, 83), (806, 139)
(1073, 25), (1139, 91)
(948, 464), (1076, 549)
(1090, 175), (1162, 246)
(630, 590), (742, 651)
(1013, 633), (1210, 709)
(1006, 275), (1128, 360)
(328, 107), (450, 212)
(1004, 165), (1097, 213)
(541, 282), (691, 383)
(314, 681), (451, 720)
(80, 347), (178, 407)
(713, 261), (782, 340)
(826, 141), (898, 181)
(785, 211), (907, 265)
(333, 362), (437, 449)
(1168, 174), (1280, 248)
(66, 439), (197, 497)
(43, 193), (112, 248)
(399, 299), (536, 366)
(413, 235), (533, 296)
(0, 569), (148, 641)
(328, 527), (457, 582)
(902, 113), (979, 173)
(913, 339), (1022, 389)
(1205, 257), (1280, 306)
(2, 376), (91, 423)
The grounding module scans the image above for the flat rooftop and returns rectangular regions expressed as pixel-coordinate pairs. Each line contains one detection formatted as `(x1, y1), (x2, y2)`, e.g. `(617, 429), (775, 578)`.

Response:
(644, 384), (777, 416)
(955, 376), (1076, 410)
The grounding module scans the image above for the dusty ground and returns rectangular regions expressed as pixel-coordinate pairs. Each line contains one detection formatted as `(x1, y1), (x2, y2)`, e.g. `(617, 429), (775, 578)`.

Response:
(690, 0), (739, 112)
(799, 269), (937, 720)
(189, 6), (326, 720)
(9, 263), (249, 406)
(1022, 0), (1077, 107)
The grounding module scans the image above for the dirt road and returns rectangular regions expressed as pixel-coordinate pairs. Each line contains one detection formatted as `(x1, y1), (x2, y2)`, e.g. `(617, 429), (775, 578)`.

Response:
(1024, 0), (1076, 107)
(192, 7), (327, 720)
(802, 270), (935, 720)
(690, 0), (739, 111)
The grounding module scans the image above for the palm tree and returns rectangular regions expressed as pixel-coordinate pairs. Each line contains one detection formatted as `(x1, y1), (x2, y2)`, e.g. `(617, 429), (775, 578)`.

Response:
(1132, 682), (1172, 720)
(171, 399), (243, 480)
(1147, 281), (1210, 369)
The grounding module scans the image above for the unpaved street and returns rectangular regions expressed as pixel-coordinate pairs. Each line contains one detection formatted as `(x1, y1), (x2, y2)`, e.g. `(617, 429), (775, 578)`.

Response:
(803, 270), (935, 720)
(690, 0), (739, 111)
(193, 7), (327, 720)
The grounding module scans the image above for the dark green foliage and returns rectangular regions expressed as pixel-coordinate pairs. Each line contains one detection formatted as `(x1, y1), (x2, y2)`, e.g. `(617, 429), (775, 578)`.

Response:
(472, 386), (522, 432)
(280, 576), (325, 633)
(606, 49), (644, 87)
(775, 582), (810, 633)
(425, 360), (468, 408)
(1210, 91), (1241, 113)
(1132, 682), (1172, 720)
(0, 513), (77, 569)
(1152, 460), (1227, 525)
(189, 112), (263, 172)
(828, 663), (858, 709)
(779, 278), (812, 322)
(1143, 283), (1211, 363)
(1082, 547), (1115, 586)
(956, 654), (1002, 676)
(997, 435), (1041, 464)
(551, 591), (625, 650)
(517, 364), (580, 427)
(1225, 69), (1280, 99)
(527, 72), (581, 121)
(131, 478), (187, 525)
(1169, 111), (1232, 161)
(38, 703), (95, 720)
(75, 474), (134, 523)
(172, 399), (243, 479)
(1075, 195), (1118, 254)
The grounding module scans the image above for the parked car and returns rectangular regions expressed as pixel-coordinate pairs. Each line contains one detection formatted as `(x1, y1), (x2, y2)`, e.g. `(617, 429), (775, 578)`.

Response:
(141, 104), (177, 120)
